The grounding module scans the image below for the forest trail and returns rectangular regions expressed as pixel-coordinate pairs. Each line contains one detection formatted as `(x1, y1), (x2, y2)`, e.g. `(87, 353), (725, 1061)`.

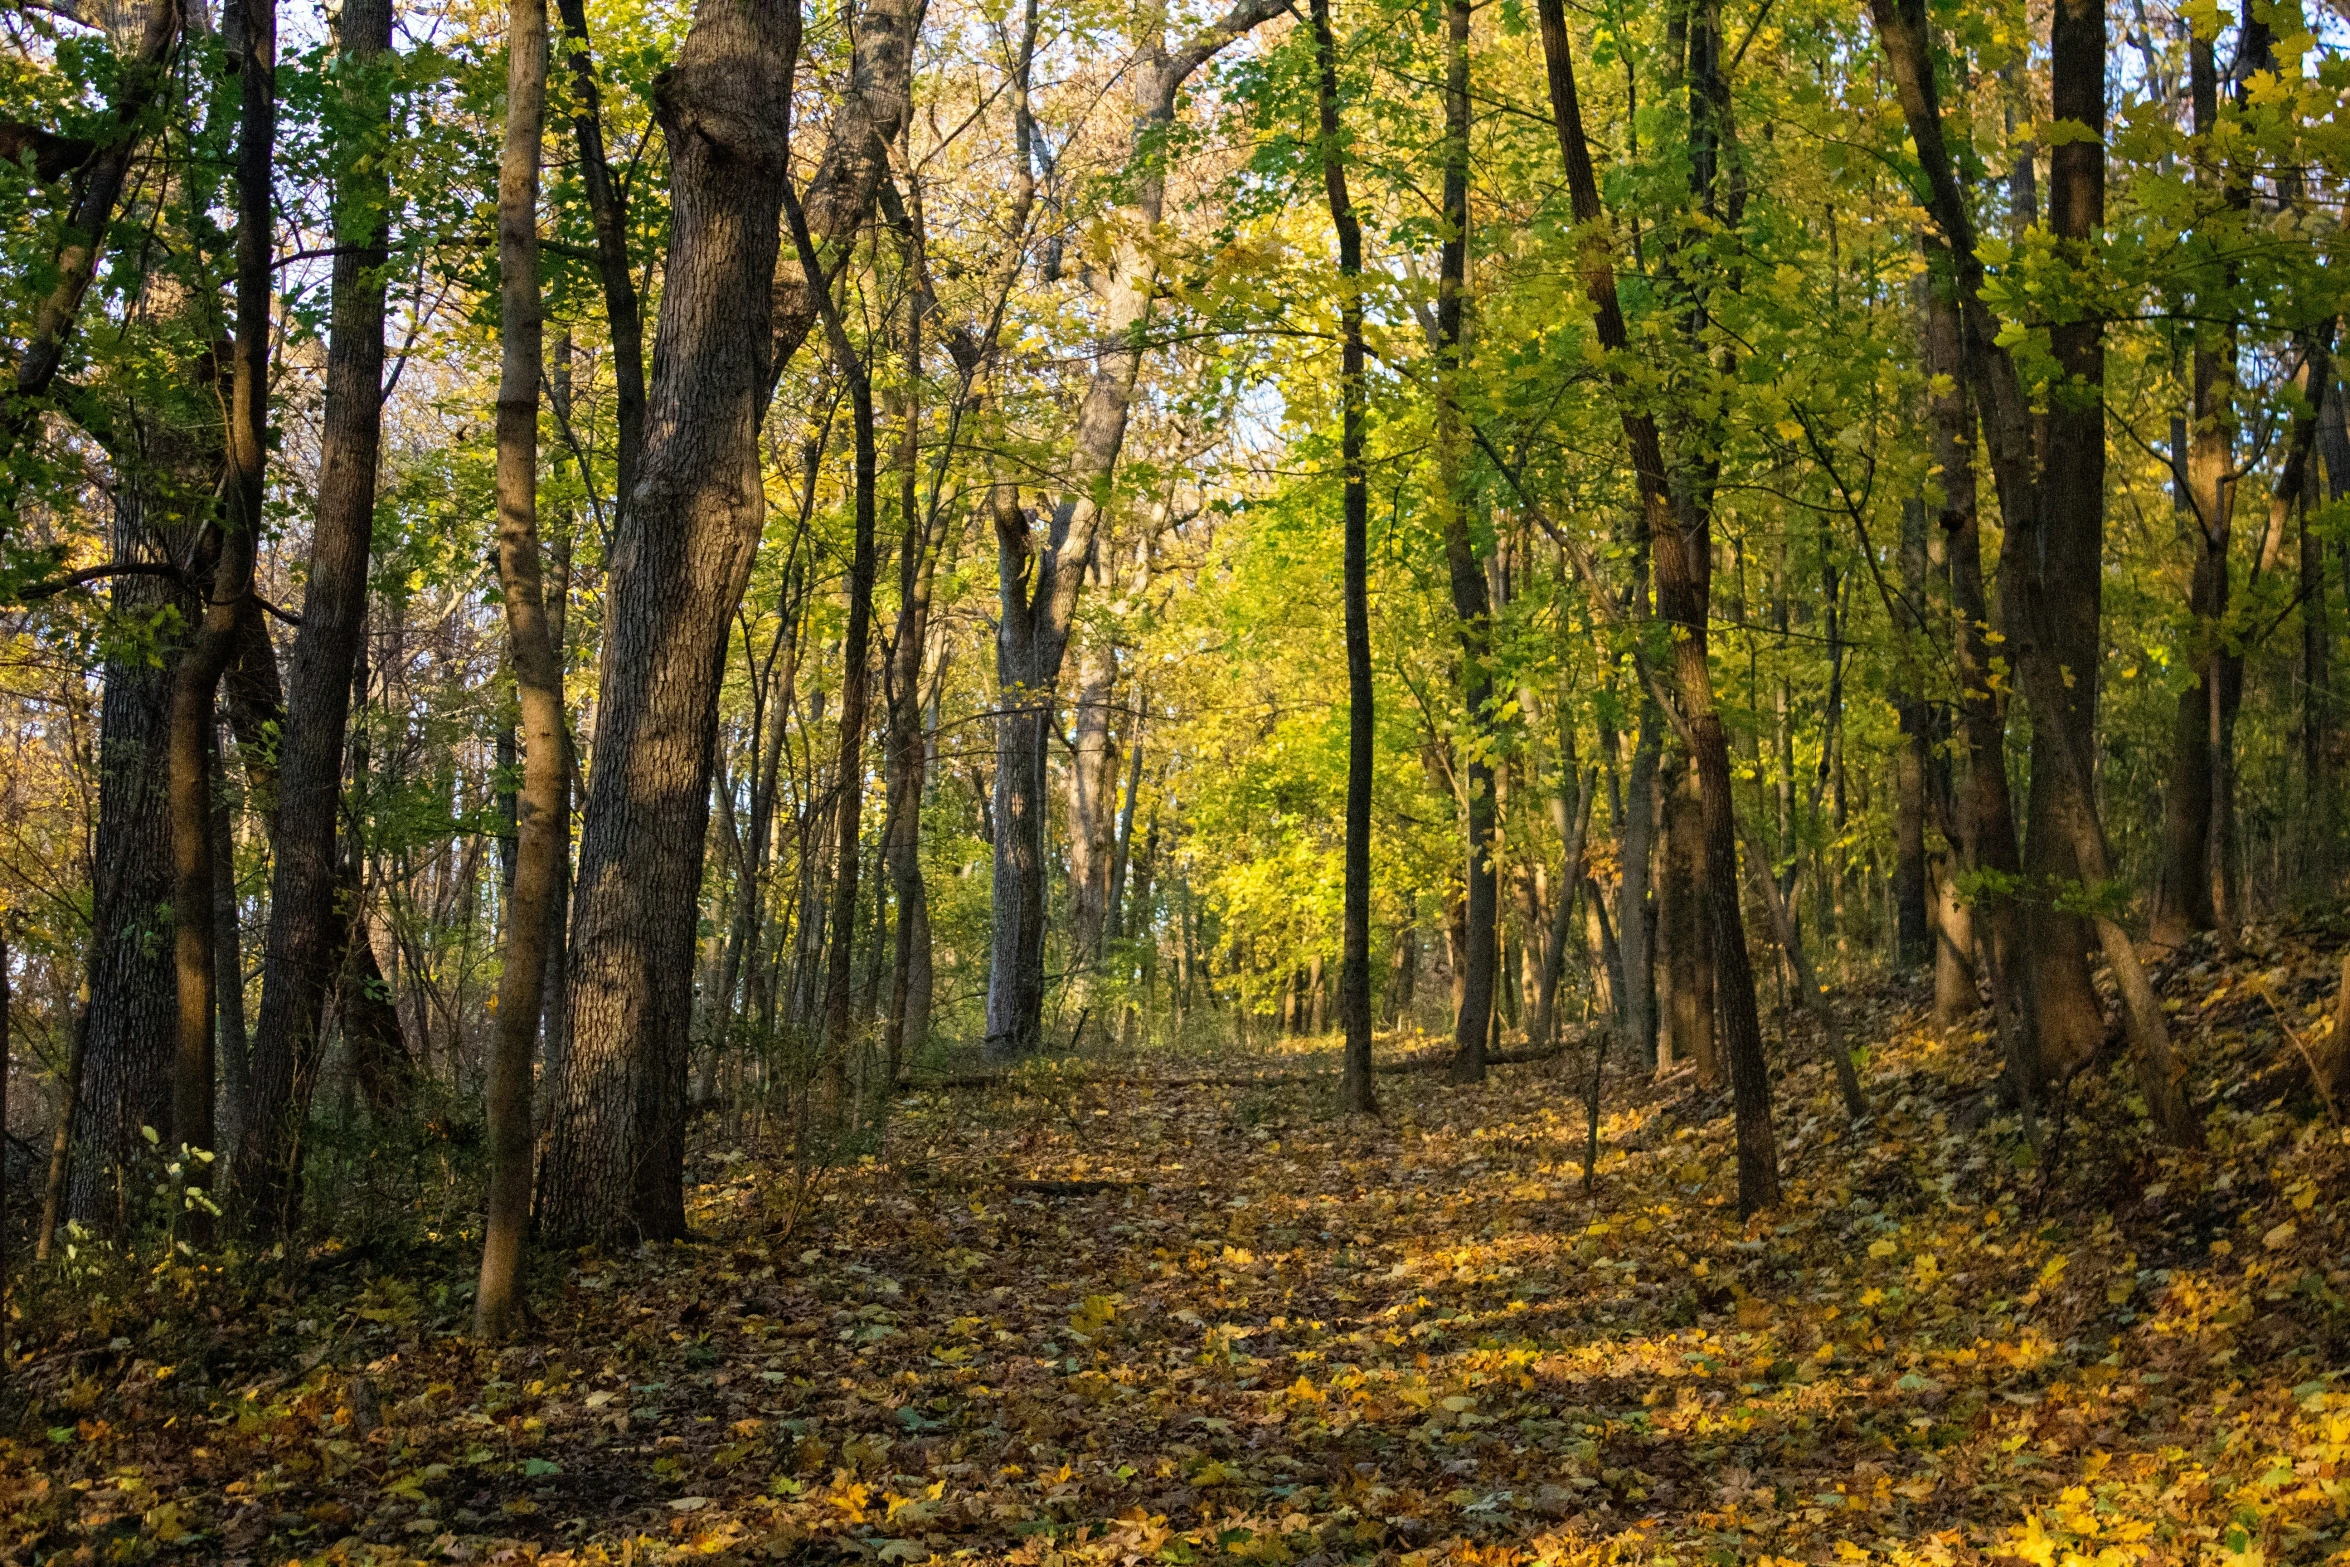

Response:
(8, 934), (2350, 1567)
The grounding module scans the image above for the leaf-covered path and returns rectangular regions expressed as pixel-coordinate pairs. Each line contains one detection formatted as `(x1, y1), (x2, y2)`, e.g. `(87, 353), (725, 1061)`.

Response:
(9, 942), (2350, 1566)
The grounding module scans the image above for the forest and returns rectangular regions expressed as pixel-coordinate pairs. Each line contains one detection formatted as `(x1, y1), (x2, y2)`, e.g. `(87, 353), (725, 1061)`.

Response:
(2, 0), (2350, 1557)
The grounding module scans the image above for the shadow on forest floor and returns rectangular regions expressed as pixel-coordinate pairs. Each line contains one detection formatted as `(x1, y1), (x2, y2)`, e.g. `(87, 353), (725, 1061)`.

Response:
(5, 925), (2349, 1565)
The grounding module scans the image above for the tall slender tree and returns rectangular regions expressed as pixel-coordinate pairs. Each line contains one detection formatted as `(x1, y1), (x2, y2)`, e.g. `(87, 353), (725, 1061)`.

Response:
(1534, 0), (1778, 1211)
(1308, 0), (1374, 1115)
(477, 0), (567, 1340)
(236, 0), (397, 1232)
(166, 0), (276, 1218)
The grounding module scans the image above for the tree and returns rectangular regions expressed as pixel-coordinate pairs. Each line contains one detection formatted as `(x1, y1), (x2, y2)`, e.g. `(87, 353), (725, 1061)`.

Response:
(476, 0), (565, 1339)
(1534, 0), (1778, 1212)
(980, 0), (1286, 1063)
(537, 0), (806, 1243)
(238, 0), (397, 1234)
(1307, 0), (1374, 1116)
(165, 0), (277, 1227)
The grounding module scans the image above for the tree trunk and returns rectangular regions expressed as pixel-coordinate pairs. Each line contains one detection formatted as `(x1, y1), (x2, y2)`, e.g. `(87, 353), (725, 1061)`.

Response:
(539, 0), (803, 1244)
(71, 475), (193, 1229)
(1930, 856), (1977, 1032)
(168, 0), (275, 1221)
(1659, 751), (1715, 1085)
(2307, 376), (2340, 892)
(211, 732), (249, 1158)
(787, 173), (881, 1112)
(1106, 715), (1145, 941)
(338, 853), (412, 1117)
(763, 0), (924, 397)
(1307, 0), (1375, 1113)
(551, 0), (646, 517)
(476, 0), (562, 1342)
(1532, 746), (1594, 1051)
(2002, 0), (2110, 1081)
(982, 0), (1284, 1062)
(1873, 0), (2150, 1105)
(882, 204), (939, 1082)
(1434, 0), (1495, 1084)
(1893, 499), (1931, 968)
(237, 0), (393, 1235)
(1065, 639), (1121, 976)
(1614, 717), (1660, 1068)
(1535, 0), (1775, 1209)
(541, 344), (578, 1081)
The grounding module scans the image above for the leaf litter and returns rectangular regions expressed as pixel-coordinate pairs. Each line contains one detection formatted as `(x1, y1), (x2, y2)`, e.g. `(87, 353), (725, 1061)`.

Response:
(5, 930), (2349, 1566)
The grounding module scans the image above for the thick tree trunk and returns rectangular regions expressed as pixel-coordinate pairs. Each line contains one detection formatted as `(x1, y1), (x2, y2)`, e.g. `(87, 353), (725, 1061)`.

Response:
(328, 836), (411, 1115)
(1930, 856), (1977, 1031)
(237, 0), (394, 1235)
(476, 0), (562, 1342)
(2004, 0), (2110, 1081)
(1659, 752), (1715, 1084)
(1920, 250), (2039, 1095)
(71, 456), (198, 1229)
(1873, 0), (2152, 1106)
(539, 0), (802, 1244)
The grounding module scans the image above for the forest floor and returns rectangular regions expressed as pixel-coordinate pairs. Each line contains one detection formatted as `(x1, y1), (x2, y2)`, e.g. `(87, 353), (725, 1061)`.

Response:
(6, 930), (2350, 1567)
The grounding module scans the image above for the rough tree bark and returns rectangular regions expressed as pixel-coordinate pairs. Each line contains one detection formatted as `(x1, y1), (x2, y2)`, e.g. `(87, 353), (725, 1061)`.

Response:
(2153, 32), (2238, 950)
(538, 0), (804, 1243)
(1872, 0), (2198, 1144)
(69, 427), (202, 1229)
(237, 0), (395, 1234)
(2000, 0), (2110, 1078)
(1921, 250), (2038, 1091)
(1658, 752), (1715, 1084)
